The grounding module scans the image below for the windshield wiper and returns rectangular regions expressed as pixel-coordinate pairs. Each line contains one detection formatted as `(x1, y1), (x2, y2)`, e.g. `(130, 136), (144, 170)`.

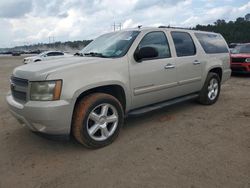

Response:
(84, 52), (108, 58)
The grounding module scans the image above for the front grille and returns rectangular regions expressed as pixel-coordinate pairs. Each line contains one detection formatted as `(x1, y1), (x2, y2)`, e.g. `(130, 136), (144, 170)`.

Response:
(231, 58), (246, 63)
(10, 76), (28, 102)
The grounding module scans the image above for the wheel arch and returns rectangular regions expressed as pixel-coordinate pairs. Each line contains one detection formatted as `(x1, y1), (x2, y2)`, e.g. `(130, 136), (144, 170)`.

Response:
(207, 66), (223, 81)
(73, 84), (128, 113)
(70, 84), (128, 137)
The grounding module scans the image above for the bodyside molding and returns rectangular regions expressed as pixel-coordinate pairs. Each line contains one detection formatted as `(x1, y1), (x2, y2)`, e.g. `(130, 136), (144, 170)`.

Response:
(134, 82), (178, 96)
(178, 77), (202, 85)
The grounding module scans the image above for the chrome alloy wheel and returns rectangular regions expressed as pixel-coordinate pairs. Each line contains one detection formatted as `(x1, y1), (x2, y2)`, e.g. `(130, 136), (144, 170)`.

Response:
(208, 78), (219, 101)
(87, 103), (119, 141)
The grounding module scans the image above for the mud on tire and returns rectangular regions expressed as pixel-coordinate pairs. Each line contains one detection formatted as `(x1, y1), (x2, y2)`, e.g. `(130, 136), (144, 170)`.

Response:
(72, 93), (124, 149)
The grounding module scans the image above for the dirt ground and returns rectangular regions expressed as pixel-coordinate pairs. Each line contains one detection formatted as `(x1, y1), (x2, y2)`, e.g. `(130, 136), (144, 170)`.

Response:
(0, 55), (249, 188)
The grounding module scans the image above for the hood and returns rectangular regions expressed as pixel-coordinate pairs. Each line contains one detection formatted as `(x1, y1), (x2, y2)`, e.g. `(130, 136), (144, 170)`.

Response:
(230, 53), (250, 58)
(13, 56), (111, 81)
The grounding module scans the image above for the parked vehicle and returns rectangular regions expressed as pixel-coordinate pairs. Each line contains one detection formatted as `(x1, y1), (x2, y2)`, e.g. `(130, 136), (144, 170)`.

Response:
(229, 43), (243, 53)
(6, 27), (231, 148)
(12, 51), (21, 56)
(23, 51), (73, 64)
(230, 43), (250, 73)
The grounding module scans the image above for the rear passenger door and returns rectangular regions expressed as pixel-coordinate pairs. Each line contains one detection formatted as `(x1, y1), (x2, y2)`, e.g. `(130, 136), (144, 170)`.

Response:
(171, 31), (203, 94)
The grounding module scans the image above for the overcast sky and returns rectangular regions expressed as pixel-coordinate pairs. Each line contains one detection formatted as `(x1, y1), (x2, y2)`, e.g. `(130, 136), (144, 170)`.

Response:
(0, 0), (250, 48)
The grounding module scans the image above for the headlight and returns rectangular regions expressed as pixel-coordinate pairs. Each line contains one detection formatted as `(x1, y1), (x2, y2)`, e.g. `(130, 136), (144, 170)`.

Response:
(30, 80), (62, 101)
(245, 58), (250, 63)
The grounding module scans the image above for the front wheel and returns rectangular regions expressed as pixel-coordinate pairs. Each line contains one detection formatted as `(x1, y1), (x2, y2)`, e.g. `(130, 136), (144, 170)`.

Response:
(198, 72), (221, 105)
(72, 93), (124, 149)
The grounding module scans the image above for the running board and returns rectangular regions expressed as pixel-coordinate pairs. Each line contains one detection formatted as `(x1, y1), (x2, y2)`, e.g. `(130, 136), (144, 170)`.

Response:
(128, 93), (199, 117)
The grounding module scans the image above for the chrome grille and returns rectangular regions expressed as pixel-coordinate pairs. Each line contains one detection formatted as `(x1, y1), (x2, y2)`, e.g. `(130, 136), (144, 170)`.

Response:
(10, 77), (28, 102)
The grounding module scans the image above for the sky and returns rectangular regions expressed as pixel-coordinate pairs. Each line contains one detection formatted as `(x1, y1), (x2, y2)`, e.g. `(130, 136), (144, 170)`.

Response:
(0, 0), (250, 48)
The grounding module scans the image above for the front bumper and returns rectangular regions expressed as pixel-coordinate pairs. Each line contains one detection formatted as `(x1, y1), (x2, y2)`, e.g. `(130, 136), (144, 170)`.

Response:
(231, 63), (250, 73)
(6, 93), (73, 137)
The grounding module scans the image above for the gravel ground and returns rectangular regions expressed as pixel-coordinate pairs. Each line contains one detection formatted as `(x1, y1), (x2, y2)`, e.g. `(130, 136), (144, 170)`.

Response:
(0, 55), (249, 188)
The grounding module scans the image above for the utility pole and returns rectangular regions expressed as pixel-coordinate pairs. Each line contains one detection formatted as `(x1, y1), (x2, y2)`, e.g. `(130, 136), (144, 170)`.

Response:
(112, 22), (122, 31)
(53, 36), (55, 49)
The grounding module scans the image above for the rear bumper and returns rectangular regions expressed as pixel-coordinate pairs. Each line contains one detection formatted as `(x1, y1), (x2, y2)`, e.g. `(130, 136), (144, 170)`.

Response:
(6, 93), (73, 137)
(231, 63), (250, 73)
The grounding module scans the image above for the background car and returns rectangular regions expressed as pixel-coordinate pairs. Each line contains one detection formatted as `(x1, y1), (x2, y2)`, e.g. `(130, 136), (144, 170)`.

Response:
(23, 51), (73, 64)
(229, 43), (240, 53)
(230, 43), (250, 73)
(12, 51), (21, 56)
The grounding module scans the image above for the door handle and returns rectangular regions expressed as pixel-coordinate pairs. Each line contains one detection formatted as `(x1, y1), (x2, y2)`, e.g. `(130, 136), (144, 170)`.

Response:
(164, 64), (175, 69)
(193, 60), (201, 65)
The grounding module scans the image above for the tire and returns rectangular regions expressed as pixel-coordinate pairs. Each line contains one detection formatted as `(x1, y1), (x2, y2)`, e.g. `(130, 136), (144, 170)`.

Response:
(198, 72), (221, 105)
(72, 93), (124, 149)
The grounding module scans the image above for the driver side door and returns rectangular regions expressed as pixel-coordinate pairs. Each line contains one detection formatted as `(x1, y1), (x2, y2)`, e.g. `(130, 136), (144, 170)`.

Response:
(129, 31), (178, 109)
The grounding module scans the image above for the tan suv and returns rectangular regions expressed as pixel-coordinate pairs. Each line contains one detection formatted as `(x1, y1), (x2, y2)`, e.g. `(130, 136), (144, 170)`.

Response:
(6, 27), (231, 148)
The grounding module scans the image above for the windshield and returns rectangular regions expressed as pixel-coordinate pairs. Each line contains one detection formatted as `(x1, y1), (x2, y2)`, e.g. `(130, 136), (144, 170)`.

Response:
(38, 52), (48, 57)
(80, 31), (140, 58)
(231, 44), (250, 54)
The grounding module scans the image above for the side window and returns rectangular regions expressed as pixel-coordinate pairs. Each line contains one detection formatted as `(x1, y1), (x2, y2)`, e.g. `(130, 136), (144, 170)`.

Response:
(46, 52), (54, 56)
(47, 52), (64, 56)
(138, 31), (171, 59)
(55, 52), (64, 56)
(171, 32), (196, 57)
(194, 33), (229, 54)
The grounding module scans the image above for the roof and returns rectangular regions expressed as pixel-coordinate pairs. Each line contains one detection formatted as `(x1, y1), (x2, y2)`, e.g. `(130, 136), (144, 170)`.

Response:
(121, 26), (218, 35)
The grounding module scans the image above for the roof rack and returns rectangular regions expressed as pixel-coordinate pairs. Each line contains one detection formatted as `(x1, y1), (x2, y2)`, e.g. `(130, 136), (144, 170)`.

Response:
(158, 26), (194, 30)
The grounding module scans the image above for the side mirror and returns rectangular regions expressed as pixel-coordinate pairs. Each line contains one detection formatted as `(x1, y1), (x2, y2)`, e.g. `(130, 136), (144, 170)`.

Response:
(134, 46), (158, 62)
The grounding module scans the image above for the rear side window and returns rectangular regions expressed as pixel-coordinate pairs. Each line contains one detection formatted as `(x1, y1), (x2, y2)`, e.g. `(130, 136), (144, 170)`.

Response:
(171, 32), (196, 57)
(138, 31), (171, 59)
(194, 33), (228, 54)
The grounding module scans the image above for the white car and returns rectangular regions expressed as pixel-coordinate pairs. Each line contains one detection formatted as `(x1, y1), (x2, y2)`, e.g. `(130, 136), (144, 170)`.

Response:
(23, 51), (73, 64)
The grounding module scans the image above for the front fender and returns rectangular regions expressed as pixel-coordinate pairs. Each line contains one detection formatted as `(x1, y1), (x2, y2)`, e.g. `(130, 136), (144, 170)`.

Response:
(71, 80), (131, 111)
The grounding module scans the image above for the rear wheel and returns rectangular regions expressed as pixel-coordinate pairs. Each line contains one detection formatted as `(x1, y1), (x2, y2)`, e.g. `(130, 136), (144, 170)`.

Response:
(198, 72), (221, 105)
(72, 93), (124, 149)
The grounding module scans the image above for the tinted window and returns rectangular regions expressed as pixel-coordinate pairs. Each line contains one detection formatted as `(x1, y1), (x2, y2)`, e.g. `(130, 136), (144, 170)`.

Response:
(171, 32), (196, 57)
(46, 52), (54, 56)
(54, 52), (64, 56)
(138, 32), (171, 59)
(47, 52), (64, 56)
(195, 33), (228, 54)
